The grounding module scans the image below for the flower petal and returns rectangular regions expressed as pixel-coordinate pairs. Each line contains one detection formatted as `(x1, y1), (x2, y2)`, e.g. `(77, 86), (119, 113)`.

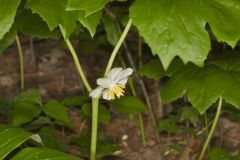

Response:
(117, 78), (128, 85)
(96, 78), (112, 88)
(115, 68), (133, 83)
(107, 68), (123, 81)
(89, 87), (104, 98)
(102, 89), (109, 100)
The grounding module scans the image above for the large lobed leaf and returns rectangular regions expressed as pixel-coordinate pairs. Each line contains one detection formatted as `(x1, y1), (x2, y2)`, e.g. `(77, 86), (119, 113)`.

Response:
(15, 10), (58, 39)
(26, 0), (78, 39)
(67, 0), (111, 16)
(0, 0), (21, 40)
(130, 0), (240, 69)
(161, 57), (240, 114)
(26, 0), (101, 38)
(77, 10), (102, 37)
(0, 27), (17, 54)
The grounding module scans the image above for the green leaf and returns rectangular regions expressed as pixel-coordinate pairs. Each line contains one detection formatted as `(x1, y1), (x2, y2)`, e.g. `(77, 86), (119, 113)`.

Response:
(130, 0), (240, 69)
(0, 126), (41, 160)
(202, 0), (240, 47)
(67, 0), (111, 16)
(13, 89), (42, 106)
(11, 147), (81, 160)
(43, 100), (71, 126)
(0, 0), (21, 40)
(30, 116), (51, 126)
(156, 115), (181, 133)
(110, 96), (147, 114)
(40, 126), (68, 152)
(0, 97), (10, 115)
(102, 15), (120, 46)
(81, 103), (111, 124)
(72, 132), (121, 156)
(0, 27), (17, 54)
(138, 59), (166, 80)
(15, 9), (58, 38)
(11, 103), (41, 126)
(209, 148), (231, 160)
(63, 96), (89, 106)
(161, 57), (240, 114)
(26, 0), (78, 39)
(180, 107), (199, 126)
(78, 10), (102, 37)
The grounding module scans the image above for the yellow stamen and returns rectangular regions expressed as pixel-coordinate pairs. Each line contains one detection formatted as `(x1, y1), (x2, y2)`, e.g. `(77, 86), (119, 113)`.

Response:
(107, 84), (126, 100)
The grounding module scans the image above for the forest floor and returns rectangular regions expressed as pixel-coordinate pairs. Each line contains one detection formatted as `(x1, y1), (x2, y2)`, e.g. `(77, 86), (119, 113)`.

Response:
(1, 39), (240, 160)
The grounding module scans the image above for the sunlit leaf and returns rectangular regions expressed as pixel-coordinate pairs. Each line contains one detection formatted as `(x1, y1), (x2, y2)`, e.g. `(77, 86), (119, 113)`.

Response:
(26, 0), (78, 39)
(67, 0), (110, 16)
(0, 27), (17, 54)
(130, 0), (240, 69)
(78, 10), (102, 37)
(0, 0), (21, 40)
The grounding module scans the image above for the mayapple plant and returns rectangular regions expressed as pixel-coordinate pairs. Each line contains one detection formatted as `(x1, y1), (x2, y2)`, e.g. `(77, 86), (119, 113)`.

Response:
(0, 0), (240, 159)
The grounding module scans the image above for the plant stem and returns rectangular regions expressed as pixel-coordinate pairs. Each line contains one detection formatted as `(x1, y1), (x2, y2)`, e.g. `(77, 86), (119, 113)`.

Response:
(198, 97), (223, 160)
(129, 78), (146, 146)
(138, 35), (143, 68)
(90, 98), (99, 160)
(16, 35), (24, 90)
(89, 19), (132, 160)
(204, 112), (210, 152)
(119, 54), (146, 146)
(138, 114), (146, 146)
(104, 19), (132, 76)
(59, 25), (91, 92)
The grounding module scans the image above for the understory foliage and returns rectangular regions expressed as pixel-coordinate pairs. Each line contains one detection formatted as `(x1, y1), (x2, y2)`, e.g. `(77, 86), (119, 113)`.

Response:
(0, 0), (240, 160)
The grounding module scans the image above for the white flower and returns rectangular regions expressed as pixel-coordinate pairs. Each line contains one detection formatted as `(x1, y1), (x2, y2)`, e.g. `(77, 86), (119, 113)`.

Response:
(89, 67), (133, 100)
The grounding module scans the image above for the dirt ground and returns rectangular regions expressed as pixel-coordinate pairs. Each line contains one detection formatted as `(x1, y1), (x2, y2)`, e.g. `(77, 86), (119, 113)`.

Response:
(1, 38), (240, 160)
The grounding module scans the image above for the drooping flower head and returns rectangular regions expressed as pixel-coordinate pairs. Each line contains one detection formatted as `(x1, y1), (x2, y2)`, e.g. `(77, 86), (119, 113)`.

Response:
(89, 68), (133, 100)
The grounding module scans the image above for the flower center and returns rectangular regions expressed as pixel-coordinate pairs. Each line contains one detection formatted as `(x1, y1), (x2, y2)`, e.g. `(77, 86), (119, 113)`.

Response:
(107, 84), (125, 100)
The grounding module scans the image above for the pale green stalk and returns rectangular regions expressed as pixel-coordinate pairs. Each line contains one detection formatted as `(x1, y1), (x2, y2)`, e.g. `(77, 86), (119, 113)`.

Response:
(89, 19), (133, 160)
(59, 25), (91, 92)
(104, 19), (132, 76)
(60, 19), (132, 159)
(198, 97), (223, 160)
(90, 98), (99, 160)
(204, 112), (210, 152)
(16, 35), (24, 90)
